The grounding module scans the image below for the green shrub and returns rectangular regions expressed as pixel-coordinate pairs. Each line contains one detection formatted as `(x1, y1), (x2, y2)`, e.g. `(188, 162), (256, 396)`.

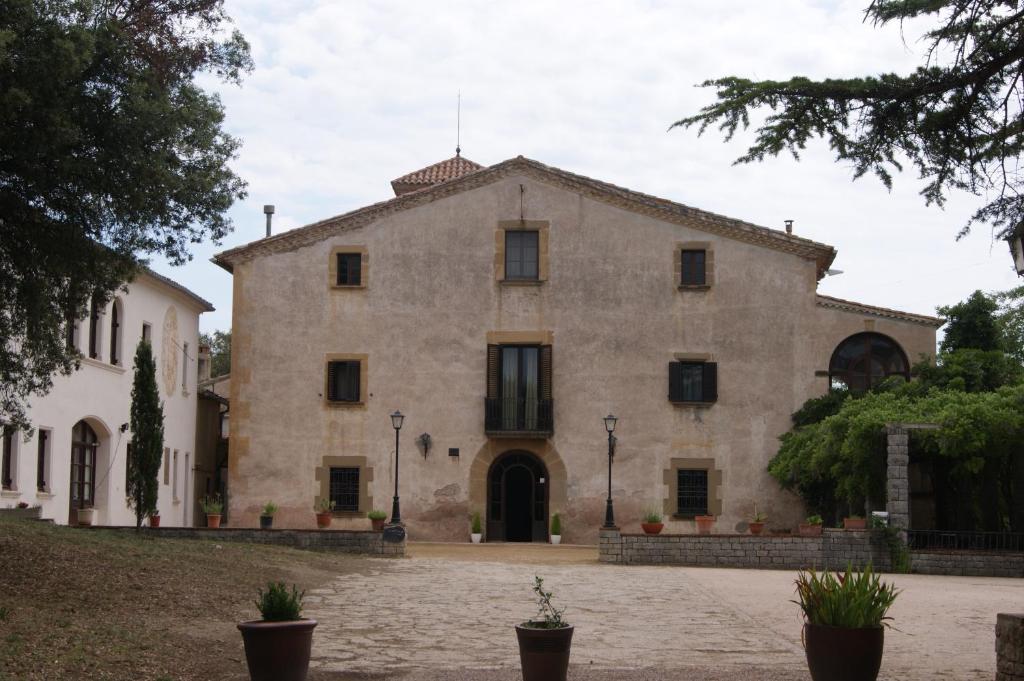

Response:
(642, 509), (662, 523)
(805, 514), (823, 525)
(522, 576), (569, 629)
(794, 566), (898, 629)
(200, 494), (223, 515)
(314, 498), (335, 513)
(367, 509), (387, 520)
(261, 501), (278, 517)
(255, 582), (304, 622)
(470, 511), (482, 534)
(550, 512), (561, 535)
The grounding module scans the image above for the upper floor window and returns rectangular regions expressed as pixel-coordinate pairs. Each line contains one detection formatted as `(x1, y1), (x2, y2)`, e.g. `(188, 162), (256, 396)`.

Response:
(336, 253), (362, 286)
(668, 361), (718, 404)
(182, 342), (189, 392)
(142, 322), (152, 343)
(829, 332), (909, 393)
(109, 299), (122, 366)
(680, 250), (706, 286)
(485, 344), (553, 434)
(505, 230), (539, 280)
(88, 294), (102, 359)
(327, 360), (361, 403)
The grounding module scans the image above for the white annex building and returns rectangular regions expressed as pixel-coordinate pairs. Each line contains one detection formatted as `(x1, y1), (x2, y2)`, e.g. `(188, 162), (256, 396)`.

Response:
(1, 269), (213, 526)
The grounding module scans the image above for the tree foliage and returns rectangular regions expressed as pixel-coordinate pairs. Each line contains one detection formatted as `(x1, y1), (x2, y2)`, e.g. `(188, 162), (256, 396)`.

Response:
(0, 0), (251, 430)
(128, 339), (163, 527)
(938, 289), (1003, 352)
(996, 285), (1024, 364)
(199, 329), (231, 378)
(673, 0), (1024, 242)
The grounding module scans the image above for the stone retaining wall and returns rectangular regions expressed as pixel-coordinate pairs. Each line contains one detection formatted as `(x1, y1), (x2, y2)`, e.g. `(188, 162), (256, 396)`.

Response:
(93, 526), (404, 556)
(997, 614), (1024, 681)
(912, 550), (1024, 578)
(0, 506), (42, 520)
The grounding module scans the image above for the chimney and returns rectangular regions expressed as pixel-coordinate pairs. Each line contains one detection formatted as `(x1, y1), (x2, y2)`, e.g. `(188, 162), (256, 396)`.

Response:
(784, 219), (793, 235)
(197, 344), (212, 382)
(263, 204), (275, 237)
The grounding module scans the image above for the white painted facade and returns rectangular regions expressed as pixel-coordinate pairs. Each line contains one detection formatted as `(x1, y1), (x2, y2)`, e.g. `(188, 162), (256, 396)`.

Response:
(1, 271), (213, 526)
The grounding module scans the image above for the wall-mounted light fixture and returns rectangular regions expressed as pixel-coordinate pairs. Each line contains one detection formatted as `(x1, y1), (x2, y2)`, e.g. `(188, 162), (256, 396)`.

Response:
(417, 432), (432, 458)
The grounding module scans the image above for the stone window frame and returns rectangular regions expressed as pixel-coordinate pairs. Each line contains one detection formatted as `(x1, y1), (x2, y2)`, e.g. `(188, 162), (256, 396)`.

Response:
(323, 353), (369, 409)
(674, 241), (715, 291)
(663, 457), (723, 519)
(328, 245), (368, 290)
(495, 220), (549, 285)
(315, 455), (373, 517)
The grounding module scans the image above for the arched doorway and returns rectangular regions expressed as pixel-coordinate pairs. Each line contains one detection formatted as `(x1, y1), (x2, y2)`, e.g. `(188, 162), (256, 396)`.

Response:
(69, 420), (98, 525)
(487, 451), (548, 542)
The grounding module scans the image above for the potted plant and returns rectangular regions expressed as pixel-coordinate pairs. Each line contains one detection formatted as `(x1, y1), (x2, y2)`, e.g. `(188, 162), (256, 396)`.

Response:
(260, 502), (278, 529)
(515, 576), (573, 681)
(695, 514), (715, 534)
(367, 509), (387, 532)
(794, 565), (899, 681)
(201, 494), (223, 528)
(641, 509), (664, 535)
(470, 510), (483, 543)
(550, 512), (562, 544)
(800, 514), (824, 537)
(77, 507), (96, 526)
(844, 514), (867, 530)
(238, 582), (317, 681)
(148, 512), (160, 528)
(314, 498), (334, 529)
(749, 506), (767, 535)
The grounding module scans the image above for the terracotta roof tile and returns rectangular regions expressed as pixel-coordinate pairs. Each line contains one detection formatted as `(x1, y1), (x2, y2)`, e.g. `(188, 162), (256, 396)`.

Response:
(391, 155), (484, 195)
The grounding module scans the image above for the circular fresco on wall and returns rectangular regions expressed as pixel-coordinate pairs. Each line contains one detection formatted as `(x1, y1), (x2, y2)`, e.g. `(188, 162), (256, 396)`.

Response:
(161, 306), (179, 396)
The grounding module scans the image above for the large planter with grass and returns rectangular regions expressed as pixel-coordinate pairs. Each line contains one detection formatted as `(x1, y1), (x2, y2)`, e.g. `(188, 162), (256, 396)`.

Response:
(238, 619), (317, 681)
(804, 624), (884, 681)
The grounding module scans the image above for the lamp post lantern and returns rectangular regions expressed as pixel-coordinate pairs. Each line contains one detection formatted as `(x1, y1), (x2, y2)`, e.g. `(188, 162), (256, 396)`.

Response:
(389, 410), (404, 524)
(603, 414), (618, 529)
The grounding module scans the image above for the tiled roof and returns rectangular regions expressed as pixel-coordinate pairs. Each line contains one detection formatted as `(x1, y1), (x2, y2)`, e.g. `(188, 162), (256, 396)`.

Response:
(140, 267), (215, 312)
(816, 295), (943, 327)
(390, 155), (485, 195)
(214, 156), (838, 277)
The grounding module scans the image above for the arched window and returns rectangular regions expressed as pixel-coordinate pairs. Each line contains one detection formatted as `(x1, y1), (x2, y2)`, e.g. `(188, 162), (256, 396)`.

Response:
(88, 294), (101, 360)
(70, 421), (98, 515)
(109, 299), (122, 366)
(829, 332), (910, 393)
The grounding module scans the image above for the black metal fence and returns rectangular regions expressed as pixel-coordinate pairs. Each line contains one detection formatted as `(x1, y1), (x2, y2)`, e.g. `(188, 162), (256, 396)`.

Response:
(907, 529), (1024, 552)
(484, 398), (553, 434)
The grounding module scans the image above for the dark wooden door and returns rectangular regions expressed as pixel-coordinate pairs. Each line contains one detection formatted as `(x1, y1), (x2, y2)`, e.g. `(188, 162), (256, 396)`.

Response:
(68, 421), (97, 525)
(486, 451), (548, 542)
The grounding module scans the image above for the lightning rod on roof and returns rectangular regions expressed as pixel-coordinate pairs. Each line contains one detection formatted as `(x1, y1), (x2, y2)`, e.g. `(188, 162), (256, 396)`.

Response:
(456, 90), (461, 157)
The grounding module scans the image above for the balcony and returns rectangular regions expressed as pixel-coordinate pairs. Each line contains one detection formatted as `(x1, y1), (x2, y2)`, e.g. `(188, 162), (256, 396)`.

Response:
(485, 398), (553, 438)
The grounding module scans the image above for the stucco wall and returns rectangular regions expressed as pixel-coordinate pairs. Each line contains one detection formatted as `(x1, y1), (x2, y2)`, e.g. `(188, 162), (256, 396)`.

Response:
(227, 174), (937, 543)
(3, 273), (206, 527)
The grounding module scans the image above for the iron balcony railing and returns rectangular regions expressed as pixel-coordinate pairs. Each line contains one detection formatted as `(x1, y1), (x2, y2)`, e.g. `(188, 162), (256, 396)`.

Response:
(484, 398), (553, 436)
(906, 529), (1024, 553)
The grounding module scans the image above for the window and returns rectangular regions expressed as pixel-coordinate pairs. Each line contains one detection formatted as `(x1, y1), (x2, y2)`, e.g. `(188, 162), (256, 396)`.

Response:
(829, 332), (909, 393)
(172, 450), (179, 500)
(182, 343), (189, 392)
(677, 469), (709, 517)
(327, 361), (361, 402)
(504, 230), (539, 280)
(125, 442), (133, 491)
(329, 467), (360, 512)
(36, 429), (49, 492)
(142, 322), (152, 343)
(163, 447), (170, 485)
(336, 253), (362, 286)
(109, 300), (121, 365)
(88, 294), (101, 359)
(680, 250), (706, 286)
(668, 361), (718, 403)
(2, 426), (15, 490)
(485, 344), (553, 433)
(70, 421), (98, 510)
(66, 308), (78, 351)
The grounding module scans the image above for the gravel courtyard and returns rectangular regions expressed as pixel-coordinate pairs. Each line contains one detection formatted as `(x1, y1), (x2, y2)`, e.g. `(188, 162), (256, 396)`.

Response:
(303, 543), (1016, 681)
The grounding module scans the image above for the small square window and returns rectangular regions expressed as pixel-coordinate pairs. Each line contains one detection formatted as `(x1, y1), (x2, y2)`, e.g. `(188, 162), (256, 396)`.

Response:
(329, 467), (360, 512)
(668, 361), (718, 403)
(505, 231), (539, 280)
(677, 469), (708, 516)
(681, 250), (706, 286)
(327, 361), (361, 402)
(336, 253), (362, 286)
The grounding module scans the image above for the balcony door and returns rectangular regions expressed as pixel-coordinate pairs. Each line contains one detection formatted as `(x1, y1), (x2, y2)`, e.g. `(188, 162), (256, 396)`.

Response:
(68, 420), (98, 525)
(501, 346), (540, 431)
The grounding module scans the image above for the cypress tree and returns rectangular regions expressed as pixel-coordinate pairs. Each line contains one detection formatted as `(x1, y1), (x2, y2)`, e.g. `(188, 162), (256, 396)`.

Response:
(128, 339), (163, 528)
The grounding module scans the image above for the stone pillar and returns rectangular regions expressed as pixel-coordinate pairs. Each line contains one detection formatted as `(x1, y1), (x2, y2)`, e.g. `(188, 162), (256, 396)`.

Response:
(997, 614), (1024, 681)
(885, 425), (910, 540)
(599, 527), (622, 564)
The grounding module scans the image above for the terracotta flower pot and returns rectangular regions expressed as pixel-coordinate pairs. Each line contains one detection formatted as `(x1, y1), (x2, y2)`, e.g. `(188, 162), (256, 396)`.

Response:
(641, 522), (664, 535)
(149, 514), (160, 528)
(695, 515), (715, 535)
(748, 521), (765, 535)
(844, 517), (867, 530)
(315, 512), (332, 529)
(207, 514), (222, 529)
(799, 523), (823, 537)
(238, 618), (317, 681)
(371, 518), (385, 532)
(516, 623), (574, 681)
(804, 623), (884, 681)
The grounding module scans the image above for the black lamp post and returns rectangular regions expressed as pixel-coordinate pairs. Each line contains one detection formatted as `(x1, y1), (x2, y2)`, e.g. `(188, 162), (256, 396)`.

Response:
(390, 410), (404, 524)
(603, 414), (618, 529)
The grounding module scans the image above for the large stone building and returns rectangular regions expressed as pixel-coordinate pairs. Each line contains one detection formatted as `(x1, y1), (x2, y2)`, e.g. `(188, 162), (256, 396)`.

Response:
(2, 269), (212, 526)
(213, 155), (941, 543)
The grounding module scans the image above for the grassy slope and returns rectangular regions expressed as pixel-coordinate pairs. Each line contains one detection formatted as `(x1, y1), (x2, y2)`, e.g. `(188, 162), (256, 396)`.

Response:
(0, 516), (361, 681)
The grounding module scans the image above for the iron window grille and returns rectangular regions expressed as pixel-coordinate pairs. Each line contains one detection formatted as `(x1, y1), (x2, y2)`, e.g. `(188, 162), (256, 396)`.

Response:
(336, 253), (362, 286)
(680, 249), (706, 286)
(677, 469), (708, 517)
(329, 467), (360, 512)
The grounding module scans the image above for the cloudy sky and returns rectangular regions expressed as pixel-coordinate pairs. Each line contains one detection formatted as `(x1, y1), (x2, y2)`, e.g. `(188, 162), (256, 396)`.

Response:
(152, 0), (1022, 335)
